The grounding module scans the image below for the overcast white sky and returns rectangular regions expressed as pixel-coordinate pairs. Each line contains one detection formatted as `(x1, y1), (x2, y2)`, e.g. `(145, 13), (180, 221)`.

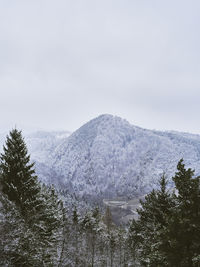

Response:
(0, 0), (200, 133)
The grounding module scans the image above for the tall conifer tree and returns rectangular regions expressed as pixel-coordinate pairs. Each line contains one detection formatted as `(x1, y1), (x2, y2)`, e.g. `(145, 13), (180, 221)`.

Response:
(171, 159), (200, 266)
(0, 129), (63, 266)
(0, 129), (40, 218)
(128, 174), (174, 266)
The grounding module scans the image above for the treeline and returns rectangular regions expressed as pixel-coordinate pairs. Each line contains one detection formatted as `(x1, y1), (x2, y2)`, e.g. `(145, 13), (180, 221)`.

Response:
(58, 205), (128, 266)
(0, 129), (200, 266)
(128, 160), (200, 266)
(0, 129), (63, 266)
(0, 129), (129, 267)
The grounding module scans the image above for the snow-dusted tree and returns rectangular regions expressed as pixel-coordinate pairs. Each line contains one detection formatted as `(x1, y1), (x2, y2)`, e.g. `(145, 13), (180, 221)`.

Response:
(57, 205), (68, 267)
(0, 129), (63, 266)
(39, 185), (64, 265)
(81, 207), (103, 267)
(170, 159), (200, 266)
(0, 129), (40, 217)
(104, 206), (113, 233)
(128, 174), (174, 266)
(67, 206), (84, 266)
(116, 226), (128, 267)
(128, 161), (200, 267)
(0, 192), (25, 266)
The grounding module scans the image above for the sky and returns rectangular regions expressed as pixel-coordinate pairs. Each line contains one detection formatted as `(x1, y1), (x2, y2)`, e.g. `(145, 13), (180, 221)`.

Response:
(0, 0), (200, 134)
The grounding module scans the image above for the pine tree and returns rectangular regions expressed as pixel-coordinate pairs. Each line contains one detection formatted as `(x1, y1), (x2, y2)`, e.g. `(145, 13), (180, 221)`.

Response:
(71, 206), (82, 267)
(0, 129), (63, 266)
(81, 207), (102, 267)
(128, 174), (174, 266)
(0, 192), (25, 266)
(171, 159), (200, 266)
(0, 129), (40, 219)
(104, 206), (113, 233)
(39, 184), (64, 266)
(116, 226), (127, 267)
(127, 161), (200, 267)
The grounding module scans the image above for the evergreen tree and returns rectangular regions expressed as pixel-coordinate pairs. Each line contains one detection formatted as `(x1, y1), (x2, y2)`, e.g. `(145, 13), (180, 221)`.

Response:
(0, 129), (63, 266)
(0, 192), (25, 266)
(128, 161), (200, 267)
(81, 207), (102, 267)
(70, 206), (83, 266)
(39, 185), (64, 266)
(170, 159), (200, 266)
(104, 206), (113, 233)
(128, 174), (174, 266)
(0, 129), (40, 218)
(116, 226), (127, 267)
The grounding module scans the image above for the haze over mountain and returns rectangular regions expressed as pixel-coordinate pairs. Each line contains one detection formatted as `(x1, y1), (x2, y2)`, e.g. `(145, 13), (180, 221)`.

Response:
(1, 114), (200, 200)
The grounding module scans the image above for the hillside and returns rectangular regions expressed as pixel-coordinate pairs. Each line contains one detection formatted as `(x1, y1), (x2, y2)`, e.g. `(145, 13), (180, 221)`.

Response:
(1, 115), (200, 202)
(49, 114), (200, 199)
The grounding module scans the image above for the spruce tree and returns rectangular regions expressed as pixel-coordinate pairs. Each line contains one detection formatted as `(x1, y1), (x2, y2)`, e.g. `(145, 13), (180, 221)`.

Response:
(0, 129), (40, 219)
(128, 174), (174, 266)
(0, 129), (63, 266)
(0, 192), (25, 266)
(127, 161), (200, 267)
(171, 159), (200, 266)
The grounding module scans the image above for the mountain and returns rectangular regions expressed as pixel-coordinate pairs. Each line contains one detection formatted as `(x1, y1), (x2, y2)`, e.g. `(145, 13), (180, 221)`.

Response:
(48, 114), (200, 200)
(1, 115), (200, 202)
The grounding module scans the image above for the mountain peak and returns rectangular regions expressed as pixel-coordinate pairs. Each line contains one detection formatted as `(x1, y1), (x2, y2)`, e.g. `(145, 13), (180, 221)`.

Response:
(49, 115), (200, 199)
(15, 115), (200, 201)
(85, 114), (127, 126)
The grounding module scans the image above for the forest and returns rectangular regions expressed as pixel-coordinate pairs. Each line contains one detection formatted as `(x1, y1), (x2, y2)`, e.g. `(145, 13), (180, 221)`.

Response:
(0, 129), (200, 267)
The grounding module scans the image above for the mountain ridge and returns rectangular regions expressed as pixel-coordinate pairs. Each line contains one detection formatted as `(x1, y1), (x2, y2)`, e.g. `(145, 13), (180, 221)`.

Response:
(1, 114), (200, 200)
(47, 114), (200, 199)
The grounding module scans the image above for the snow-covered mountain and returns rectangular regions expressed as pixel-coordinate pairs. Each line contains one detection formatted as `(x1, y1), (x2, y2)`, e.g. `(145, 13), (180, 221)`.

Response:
(48, 114), (200, 199)
(1, 114), (200, 200)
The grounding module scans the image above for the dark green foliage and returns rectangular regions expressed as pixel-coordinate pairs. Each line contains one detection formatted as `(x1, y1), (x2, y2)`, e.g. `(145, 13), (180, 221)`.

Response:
(2, 129), (200, 266)
(0, 129), (40, 218)
(128, 176), (173, 266)
(0, 129), (63, 266)
(0, 193), (25, 267)
(170, 159), (200, 266)
(128, 160), (200, 267)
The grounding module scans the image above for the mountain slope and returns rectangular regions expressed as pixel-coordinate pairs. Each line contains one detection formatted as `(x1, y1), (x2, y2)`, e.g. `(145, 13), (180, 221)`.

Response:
(1, 115), (200, 201)
(50, 114), (200, 199)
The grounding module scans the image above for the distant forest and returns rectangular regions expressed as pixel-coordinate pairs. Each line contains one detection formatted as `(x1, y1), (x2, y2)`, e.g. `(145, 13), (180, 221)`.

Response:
(0, 129), (200, 266)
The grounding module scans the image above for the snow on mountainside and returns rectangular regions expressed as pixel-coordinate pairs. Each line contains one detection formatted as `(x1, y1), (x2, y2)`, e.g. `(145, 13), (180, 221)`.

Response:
(1, 115), (200, 200)
(25, 131), (71, 163)
(25, 131), (71, 184)
(49, 114), (200, 199)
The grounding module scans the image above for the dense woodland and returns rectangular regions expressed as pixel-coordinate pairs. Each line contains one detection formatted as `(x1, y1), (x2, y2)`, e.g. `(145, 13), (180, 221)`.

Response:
(0, 129), (200, 266)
